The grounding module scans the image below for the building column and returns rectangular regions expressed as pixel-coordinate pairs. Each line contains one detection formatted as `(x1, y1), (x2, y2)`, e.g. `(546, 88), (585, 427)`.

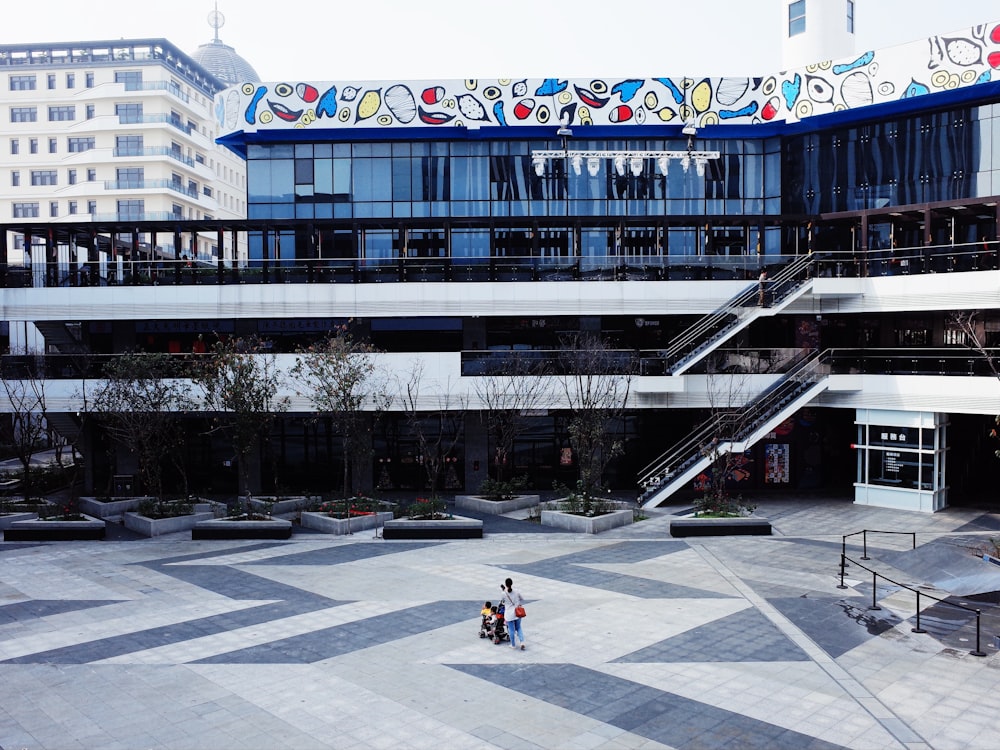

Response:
(464, 412), (488, 492)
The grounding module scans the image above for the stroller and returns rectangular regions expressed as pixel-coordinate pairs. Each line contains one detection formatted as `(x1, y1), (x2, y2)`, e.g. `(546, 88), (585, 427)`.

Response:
(479, 602), (509, 644)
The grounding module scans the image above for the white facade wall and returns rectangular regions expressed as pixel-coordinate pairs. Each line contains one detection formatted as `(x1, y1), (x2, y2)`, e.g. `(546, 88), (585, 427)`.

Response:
(781, 0), (857, 70)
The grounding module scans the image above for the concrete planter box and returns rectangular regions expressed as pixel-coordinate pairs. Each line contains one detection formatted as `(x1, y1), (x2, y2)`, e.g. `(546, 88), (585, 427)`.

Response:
(0, 512), (37, 530)
(455, 494), (541, 515)
(670, 517), (772, 538)
(247, 496), (316, 517)
(78, 496), (152, 519)
(300, 510), (394, 535)
(540, 507), (634, 534)
(124, 511), (215, 537)
(191, 517), (293, 540)
(4, 514), (106, 541)
(382, 515), (483, 540)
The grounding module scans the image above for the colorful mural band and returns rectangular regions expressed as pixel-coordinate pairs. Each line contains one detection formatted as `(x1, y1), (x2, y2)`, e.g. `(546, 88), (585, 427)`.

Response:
(218, 22), (1000, 135)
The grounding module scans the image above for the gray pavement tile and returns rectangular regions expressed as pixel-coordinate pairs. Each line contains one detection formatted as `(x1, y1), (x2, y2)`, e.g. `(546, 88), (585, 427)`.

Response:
(768, 595), (902, 659)
(192, 599), (477, 663)
(241, 540), (443, 565)
(614, 607), (810, 663)
(0, 599), (118, 625)
(447, 663), (847, 750)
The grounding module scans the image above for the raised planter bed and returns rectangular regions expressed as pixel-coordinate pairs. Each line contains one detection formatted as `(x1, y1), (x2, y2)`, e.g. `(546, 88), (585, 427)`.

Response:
(0, 512), (37, 530)
(4, 514), (106, 541)
(124, 510), (216, 537)
(382, 515), (483, 540)
(540, 507), (634, 534)
(191, 517), (293, 540)
(78, 496), (152, 519)
(454, 494), (541, 515)
(247, 496), (317, 517)
(300, 510), (394, 535)
(670, 517), (772, 537)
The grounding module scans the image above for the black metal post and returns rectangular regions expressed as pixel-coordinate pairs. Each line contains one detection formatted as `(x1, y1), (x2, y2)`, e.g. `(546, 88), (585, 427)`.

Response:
(838, 554), (848, 589)
(869, 571), (881, 610)
(861, 530), (870, 561)
(971, 611), (987, 657)
(911, 590), (926, 633)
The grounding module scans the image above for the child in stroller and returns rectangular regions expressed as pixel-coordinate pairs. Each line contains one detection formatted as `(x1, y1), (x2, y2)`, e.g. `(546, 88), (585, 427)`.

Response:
(479, 601), (508, 644)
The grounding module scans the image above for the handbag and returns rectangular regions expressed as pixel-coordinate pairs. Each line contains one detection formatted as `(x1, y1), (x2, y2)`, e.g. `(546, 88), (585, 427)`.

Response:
(514, 605), (526, 618)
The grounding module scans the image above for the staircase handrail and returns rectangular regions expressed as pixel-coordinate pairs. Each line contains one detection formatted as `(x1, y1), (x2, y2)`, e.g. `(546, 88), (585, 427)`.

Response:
(661, 254), (815, 372)
(638, 348), (829, 496)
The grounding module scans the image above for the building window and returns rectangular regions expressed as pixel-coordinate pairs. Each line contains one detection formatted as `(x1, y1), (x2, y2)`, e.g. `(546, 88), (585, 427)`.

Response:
(942, 328), (968, 346)
(116, 167), (144, 188)
(31, 170), (58, 186)
(9, 75), (36, 90)
(10, 107), (37, 123)
(115, 134), (143, 156)
(115, 102), (143, 123)
(66, 72), (75, 89)
(68, 169), (76, 185)
(11, 171), (19, 187)
(172, 203), (183, 219)
(47, 73), (56, 90)
(85, 104), (95, 120)
(10, 139), (18, 155)
(788, 0), (806, 36)
(13, 202), (40, 218)
(114, 71), (142, 89)
(48, 138), (57, 154)
(87, 168), (97, 182)
(846, 0), (855, 33)
(29, 138), (38, 154)
(68, 200), (77, 215)
(87, 200), (97, 215)
(117, 199), (144, 220)
(49, 201), (58, 217)
(48, 105), (76, 121)
(68, 136), (95, 153)
(85, 72), (95, 88)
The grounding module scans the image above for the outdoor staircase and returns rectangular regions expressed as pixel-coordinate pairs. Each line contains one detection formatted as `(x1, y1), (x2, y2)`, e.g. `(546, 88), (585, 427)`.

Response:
(637, 349), (831, 507)
(45, 411), (82, 447)
(33, 321), (87, 355)
(662, 255), (816, 375)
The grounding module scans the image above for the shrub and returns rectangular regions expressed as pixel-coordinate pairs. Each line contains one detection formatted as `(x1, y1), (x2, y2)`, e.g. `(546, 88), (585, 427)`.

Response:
(478, 475), (528, 502)
(553, 480), (616, 516)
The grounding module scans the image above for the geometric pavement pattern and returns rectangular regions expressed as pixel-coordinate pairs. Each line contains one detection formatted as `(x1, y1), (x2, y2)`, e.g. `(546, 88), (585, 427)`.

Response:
(3, 500), (1000, 749)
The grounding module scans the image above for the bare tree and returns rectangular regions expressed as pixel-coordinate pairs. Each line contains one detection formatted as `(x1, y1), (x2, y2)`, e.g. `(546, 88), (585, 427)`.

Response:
(195, 335), (290, 499)
(89, 351), (193, 500)
(474, 351), (552, 484)
(290, 328), (391, 497)
(949, 311), (1000, 458)
(0, 351), (50, 500)
(559, 333), (633, 498)
(397, 361), (467, 500)
(696, 366), (756, 514)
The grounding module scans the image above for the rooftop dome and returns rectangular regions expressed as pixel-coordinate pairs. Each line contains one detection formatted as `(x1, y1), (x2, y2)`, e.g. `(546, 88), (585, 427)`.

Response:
(191, 40), (260, 85)
(190, 8), (260, 85)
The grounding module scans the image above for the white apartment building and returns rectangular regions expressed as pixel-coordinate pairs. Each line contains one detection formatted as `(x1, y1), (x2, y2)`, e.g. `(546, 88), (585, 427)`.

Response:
(0, 38), (253, 265)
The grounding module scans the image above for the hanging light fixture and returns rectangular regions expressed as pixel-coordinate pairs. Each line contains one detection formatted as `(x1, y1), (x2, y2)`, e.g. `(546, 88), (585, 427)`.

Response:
(570, 154), (583, 176)
(586, 156), (601, 176)
(533, 157), (545, 177)
(657, 156), (670, 176)
(614, 155), (626, 176)
(629, 156), (644, 177)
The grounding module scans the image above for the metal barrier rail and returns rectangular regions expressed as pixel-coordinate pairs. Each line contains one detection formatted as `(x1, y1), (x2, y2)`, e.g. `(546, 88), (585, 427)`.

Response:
(837, 547), (987, 657)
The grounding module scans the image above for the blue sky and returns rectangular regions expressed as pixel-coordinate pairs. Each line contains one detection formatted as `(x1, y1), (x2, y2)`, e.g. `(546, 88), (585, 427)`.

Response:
(3, 0), (1000, 80)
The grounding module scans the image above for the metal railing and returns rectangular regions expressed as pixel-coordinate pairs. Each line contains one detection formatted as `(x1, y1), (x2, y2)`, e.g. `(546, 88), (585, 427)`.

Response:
(637, 349), (828, 500)
(660, 254), (814, 375)
(836, 538), (987, 657)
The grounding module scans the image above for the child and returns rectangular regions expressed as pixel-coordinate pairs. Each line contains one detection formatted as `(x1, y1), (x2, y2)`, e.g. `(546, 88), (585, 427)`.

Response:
(479, 601), (493, 638)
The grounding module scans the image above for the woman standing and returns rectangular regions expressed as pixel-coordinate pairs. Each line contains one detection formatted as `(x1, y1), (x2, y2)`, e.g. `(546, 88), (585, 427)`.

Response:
(501, 577), (526, 650)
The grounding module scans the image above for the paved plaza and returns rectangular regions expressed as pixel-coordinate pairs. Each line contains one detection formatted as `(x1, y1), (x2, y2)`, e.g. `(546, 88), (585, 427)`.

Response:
(3, 497), (1000, 749)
